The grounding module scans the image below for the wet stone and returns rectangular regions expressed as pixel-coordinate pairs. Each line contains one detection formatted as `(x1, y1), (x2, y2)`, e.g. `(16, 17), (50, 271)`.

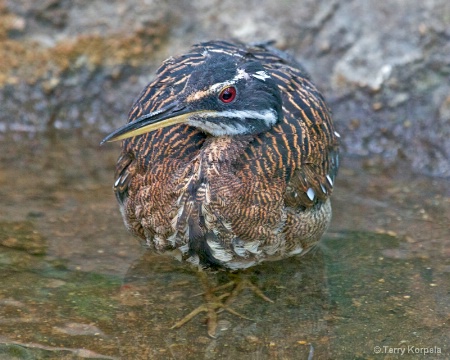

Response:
(0, 221), (47, 255)
(0, 130), (448, 358)
(53, 322), (106, 336)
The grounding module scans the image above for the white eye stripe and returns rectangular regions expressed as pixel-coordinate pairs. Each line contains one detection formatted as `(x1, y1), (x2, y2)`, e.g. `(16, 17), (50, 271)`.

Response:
(210, 80), (237, 93)
(198, 109), (277, 123)
(209, 69), (248, 92)
(209, 68), (266, 93)
(187, 109), (278, 136)
(252, 71), (271, 81)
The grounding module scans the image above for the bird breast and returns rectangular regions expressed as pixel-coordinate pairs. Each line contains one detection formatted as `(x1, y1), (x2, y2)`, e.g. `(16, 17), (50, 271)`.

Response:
(137, 134), (287, 269)
(122, 132), (330, 270)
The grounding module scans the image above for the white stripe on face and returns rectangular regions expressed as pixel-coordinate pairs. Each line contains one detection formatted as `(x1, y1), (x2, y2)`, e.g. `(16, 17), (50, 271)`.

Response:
(187, 109), (278, 135)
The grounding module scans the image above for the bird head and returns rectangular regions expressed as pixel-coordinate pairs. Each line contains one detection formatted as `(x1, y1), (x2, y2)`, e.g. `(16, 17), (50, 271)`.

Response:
(101, 51), (283, 143)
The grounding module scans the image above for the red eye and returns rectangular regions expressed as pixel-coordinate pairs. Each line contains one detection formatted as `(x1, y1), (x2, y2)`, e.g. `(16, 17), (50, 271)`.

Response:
(219, 86), (237, 103)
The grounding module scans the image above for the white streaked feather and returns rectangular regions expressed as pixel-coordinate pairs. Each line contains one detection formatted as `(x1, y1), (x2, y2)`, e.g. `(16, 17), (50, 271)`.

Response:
(251, 70), (271, 81)
(326, 175), (334, 186)
(172, 204), (185, 229)
(178, 243), (189, 254)
(264, 241), (282, 256)
(288, 246), (304, 256)
(244, 240), (262, 254)
(206, 48), (244, 58)
(235, 68), (251, 81)
(207, 238), (234, 262)
(153, 235), (165, 249)
(306, 187), (315, 201)
(167, 231), (178, 247)
(232, 238), (247, 257)
(226, 260), (257, 270)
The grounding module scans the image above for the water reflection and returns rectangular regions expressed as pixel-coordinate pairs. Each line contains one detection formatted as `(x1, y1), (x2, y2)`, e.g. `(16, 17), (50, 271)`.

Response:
(0, 131), (448, 359)
(116, 251), (328, 359)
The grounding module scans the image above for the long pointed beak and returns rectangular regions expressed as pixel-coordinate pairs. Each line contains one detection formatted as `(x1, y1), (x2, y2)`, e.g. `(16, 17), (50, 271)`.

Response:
(100, 103), (204, 144)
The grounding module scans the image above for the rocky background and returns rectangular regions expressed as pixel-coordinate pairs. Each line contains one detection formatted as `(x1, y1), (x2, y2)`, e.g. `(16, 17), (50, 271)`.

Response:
(1, 0), (449, 177)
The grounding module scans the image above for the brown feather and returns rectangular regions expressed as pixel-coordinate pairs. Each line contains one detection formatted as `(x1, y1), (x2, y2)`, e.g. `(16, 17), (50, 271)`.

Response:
(112, 41), (339, 270)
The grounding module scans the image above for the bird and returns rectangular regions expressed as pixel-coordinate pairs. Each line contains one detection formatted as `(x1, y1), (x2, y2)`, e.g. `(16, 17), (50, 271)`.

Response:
(101, 40), (339, 336)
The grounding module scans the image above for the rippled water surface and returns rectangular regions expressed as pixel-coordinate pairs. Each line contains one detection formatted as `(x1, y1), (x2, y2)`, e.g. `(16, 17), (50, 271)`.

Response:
(0, 131), (449, 359)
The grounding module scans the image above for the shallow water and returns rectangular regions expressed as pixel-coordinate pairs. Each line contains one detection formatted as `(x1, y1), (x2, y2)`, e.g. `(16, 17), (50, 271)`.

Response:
(0, 131), (448, 359)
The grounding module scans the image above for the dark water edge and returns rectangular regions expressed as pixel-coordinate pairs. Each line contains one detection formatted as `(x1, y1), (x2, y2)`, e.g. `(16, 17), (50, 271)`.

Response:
(0, 131), (448, 359)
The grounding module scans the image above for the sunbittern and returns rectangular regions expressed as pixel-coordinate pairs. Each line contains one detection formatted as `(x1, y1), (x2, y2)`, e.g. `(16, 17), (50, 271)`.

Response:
(102, 40), (339, 336)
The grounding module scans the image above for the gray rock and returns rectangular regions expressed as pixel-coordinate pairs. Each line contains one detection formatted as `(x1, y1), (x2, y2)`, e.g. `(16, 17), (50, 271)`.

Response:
(1, 0), (449, 176)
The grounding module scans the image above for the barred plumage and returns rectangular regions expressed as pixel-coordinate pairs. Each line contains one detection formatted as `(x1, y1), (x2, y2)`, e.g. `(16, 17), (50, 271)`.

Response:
(103, 40), (339, 270)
